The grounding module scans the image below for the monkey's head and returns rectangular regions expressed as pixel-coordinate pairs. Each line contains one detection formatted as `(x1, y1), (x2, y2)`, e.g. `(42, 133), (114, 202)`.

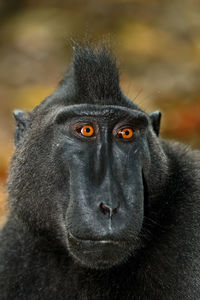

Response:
(8, 46), (168, 269)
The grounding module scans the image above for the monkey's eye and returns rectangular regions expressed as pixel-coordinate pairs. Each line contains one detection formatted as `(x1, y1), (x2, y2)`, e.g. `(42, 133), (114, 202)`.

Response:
(116, 128), (134, 139)
(78, 125), (95, 137)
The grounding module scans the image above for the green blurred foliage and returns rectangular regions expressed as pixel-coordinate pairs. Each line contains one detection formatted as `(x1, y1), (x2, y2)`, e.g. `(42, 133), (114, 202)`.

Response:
(0, 0), (200, 221)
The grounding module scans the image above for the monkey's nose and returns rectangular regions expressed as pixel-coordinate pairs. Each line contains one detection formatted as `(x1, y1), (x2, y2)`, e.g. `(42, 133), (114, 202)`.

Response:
(99, 202), (120, 218)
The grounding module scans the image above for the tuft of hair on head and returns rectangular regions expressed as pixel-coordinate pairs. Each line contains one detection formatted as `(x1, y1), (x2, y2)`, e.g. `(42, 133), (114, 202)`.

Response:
(40, 41), (139, 110)
(70, 42), (122, 103)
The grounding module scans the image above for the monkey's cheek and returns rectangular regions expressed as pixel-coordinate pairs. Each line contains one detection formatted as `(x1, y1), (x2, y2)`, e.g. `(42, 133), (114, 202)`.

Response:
(66, 234), (132, 269)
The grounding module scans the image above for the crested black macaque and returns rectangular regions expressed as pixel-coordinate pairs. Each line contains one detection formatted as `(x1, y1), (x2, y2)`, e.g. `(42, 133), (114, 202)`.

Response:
(0, 45), (200, 300)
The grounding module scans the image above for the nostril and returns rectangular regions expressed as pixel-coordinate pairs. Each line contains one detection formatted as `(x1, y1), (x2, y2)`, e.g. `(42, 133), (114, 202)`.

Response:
(99, 203), (120, 217)
(100, 203), (111, 215)
(112, 204), (120, 215)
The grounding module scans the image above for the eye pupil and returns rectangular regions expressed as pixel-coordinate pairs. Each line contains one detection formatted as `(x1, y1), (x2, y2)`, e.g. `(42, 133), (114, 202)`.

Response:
(79, 125), (95, 137)
(116, 127), (134, 139)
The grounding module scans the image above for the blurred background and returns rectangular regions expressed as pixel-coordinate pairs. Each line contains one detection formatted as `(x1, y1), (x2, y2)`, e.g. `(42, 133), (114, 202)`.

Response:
(0, 0), (200, 225)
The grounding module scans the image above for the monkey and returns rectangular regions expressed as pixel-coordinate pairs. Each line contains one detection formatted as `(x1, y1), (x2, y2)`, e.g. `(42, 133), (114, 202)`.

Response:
(0, 44), (199, 300)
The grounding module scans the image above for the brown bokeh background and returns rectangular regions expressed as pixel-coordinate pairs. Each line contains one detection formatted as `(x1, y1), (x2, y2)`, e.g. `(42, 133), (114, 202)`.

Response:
(0, 0), (200, 226)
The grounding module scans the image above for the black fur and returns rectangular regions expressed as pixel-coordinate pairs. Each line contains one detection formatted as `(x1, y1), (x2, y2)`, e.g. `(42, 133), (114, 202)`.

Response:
(0, 45), (199, 300)
(41, 46), (138, 109)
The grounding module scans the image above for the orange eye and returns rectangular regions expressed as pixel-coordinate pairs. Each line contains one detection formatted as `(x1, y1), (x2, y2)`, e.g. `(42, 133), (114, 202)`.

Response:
(81, 125), (94, 137)
(117, 128), (134, 139)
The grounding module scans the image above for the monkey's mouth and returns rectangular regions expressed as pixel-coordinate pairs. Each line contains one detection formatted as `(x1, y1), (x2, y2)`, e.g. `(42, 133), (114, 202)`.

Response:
(68, 231), (120, 245)
(67, 232), (132, 269)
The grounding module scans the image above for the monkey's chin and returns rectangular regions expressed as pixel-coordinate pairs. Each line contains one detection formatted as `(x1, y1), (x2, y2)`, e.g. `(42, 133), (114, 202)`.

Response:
(67, 233), (133, 270)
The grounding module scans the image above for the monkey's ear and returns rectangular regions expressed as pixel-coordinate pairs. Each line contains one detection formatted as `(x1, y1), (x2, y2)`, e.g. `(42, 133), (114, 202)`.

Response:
(149, 111), (161, 136)
(13, 110), (28, 146)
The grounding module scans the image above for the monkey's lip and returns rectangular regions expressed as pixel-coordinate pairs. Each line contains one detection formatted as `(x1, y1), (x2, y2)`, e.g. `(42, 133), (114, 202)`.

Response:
(67, 231), (134, 269)
(68, 231), (120, 245)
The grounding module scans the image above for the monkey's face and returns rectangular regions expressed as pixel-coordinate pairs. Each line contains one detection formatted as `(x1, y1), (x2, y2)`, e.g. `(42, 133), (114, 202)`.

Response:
(52, 104), (150, 269)
(9, 104), (151, 270)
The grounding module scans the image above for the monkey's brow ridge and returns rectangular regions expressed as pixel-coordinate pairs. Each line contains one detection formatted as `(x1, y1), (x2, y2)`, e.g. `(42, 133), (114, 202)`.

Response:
(54, 104), (148, 123)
